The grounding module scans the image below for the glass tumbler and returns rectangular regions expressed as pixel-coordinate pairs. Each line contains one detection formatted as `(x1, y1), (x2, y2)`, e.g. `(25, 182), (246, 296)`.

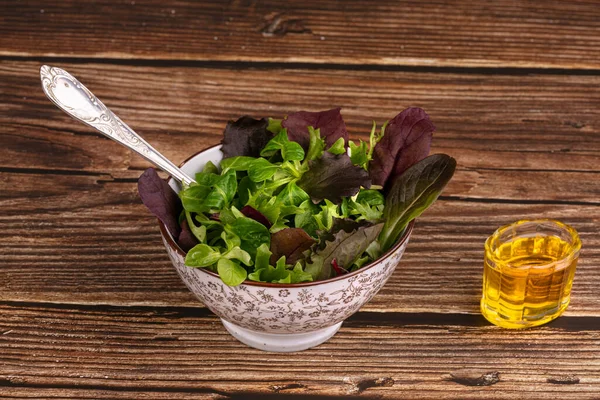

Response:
(481, 219), (581, 329)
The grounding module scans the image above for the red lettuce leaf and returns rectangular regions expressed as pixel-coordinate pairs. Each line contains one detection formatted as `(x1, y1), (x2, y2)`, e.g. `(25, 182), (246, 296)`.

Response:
(138, 168), (182, 239)
(297, 152), (371, 204)
(282, 107), (348, 150)
(221, 116), (273, 158)
(178, 219), (199, 252)
(369, 107), (435, 187)
(241, 205), (272, 228)
(270, 228), (315, 265)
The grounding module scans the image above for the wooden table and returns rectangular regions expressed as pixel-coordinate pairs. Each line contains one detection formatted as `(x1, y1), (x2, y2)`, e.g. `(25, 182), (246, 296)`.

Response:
(1, 1), (599, 398)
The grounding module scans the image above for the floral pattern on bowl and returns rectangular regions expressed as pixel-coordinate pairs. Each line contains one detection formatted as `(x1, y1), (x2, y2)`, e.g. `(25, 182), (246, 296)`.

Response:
(158, 145), (413, 350)
(163, 231), (410, 333)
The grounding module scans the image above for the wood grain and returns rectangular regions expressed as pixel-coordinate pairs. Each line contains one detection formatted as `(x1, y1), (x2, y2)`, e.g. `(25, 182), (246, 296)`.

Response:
(1, 302), (600, 399)
(2, 61), (600, 201)
(1, 4), (600, 396)
(2, 1), (600, 69)
(2, 193), (599, 315)
(1, 60), (599, 314)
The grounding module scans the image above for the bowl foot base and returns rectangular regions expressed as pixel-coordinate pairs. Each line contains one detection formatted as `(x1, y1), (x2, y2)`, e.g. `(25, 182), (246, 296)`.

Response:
(221, 319), (342, 352)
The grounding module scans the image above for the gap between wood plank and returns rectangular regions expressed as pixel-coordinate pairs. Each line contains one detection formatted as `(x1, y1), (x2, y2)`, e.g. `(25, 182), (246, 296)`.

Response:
(438, 196), (600, 207)
(3, 55), (600, 76)
(1, 300), (598, 332)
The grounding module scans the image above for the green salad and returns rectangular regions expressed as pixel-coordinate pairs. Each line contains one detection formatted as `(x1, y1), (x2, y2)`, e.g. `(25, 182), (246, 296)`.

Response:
(138, 107), (456, 286)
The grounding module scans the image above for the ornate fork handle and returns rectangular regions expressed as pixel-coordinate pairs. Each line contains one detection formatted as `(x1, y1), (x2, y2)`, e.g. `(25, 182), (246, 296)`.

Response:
(40, 65), (195, 185)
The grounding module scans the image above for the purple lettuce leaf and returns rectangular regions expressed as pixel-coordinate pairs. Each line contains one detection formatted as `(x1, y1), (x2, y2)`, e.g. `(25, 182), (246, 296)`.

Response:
(221, 116), (273, 158)
(138, 168), (182, 239)
(297, 152), (371, 204)
(241, 205), (272, 228)
(281, 107), (348, 150)
(178, 219), (199, 252)
(369, 107), (435, 187)
(270, 228), (315, 265)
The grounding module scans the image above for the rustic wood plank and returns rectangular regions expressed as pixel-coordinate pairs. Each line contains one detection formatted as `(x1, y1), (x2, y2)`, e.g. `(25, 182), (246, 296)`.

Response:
(1, 3), (598, 397)
(2, 61), (600, 311)
(0, 388), (220, 400)
(1, 302), (600, 399)
(2, 61), (600, 199)
(2, 1), (600, 69)
(1, 192), (598, 315)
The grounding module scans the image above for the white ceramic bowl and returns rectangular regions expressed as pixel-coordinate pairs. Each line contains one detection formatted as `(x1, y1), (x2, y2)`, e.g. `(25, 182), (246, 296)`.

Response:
(158, 145), (413, 352)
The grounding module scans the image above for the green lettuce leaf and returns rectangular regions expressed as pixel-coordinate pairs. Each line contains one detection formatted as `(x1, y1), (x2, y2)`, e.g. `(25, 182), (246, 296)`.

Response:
(248, 158), (279, 182)
(356, 189), (385, 205)
(222, 246), (252, 266)
(246, 190), (280, 224)
(269, 219), (290, 234)
(228, 216), (271, 259)
(276, 181), (309, 207)
(194, 213), (223, 230)
(295, 200), (320, 237)
(267, 118), (283, 134)
(217, 258), (247, 286)
(260, 130), (305, 161)
(248, 256), (289, 283)
(304, 127), (325, 162)
(220, 156), (256, 172)
(289, 263), (313, 283)
(181, 170), (237, 213)
(194, 171), (221, 187)
(202, 171), (237, 212)
(236, 176), (255, 207)
(348, 200), (383, 221)
(179, 185), (211, 214)
(379, 154), (456, 251)
(314, 199), (343, 231)
(328, 137), (346, 155)
(185, 211), (207, 243)
(202, 160), (220, 175)
(185, 244), (222, 267)
(349, 140), (368, 168)
(347, 189), (385, 221)
(253, 243), (272, 271)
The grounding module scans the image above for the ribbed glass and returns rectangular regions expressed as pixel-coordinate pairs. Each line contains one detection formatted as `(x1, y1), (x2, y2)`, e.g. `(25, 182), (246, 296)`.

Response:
(481, 219), (581, 329)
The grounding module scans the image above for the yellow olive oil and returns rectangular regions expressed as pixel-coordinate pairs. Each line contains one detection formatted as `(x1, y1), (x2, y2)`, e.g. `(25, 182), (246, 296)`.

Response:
(481, 235), (578, 328)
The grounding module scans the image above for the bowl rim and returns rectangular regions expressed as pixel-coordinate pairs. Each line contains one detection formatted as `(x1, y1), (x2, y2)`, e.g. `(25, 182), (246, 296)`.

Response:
(157, 144), (414, 288)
